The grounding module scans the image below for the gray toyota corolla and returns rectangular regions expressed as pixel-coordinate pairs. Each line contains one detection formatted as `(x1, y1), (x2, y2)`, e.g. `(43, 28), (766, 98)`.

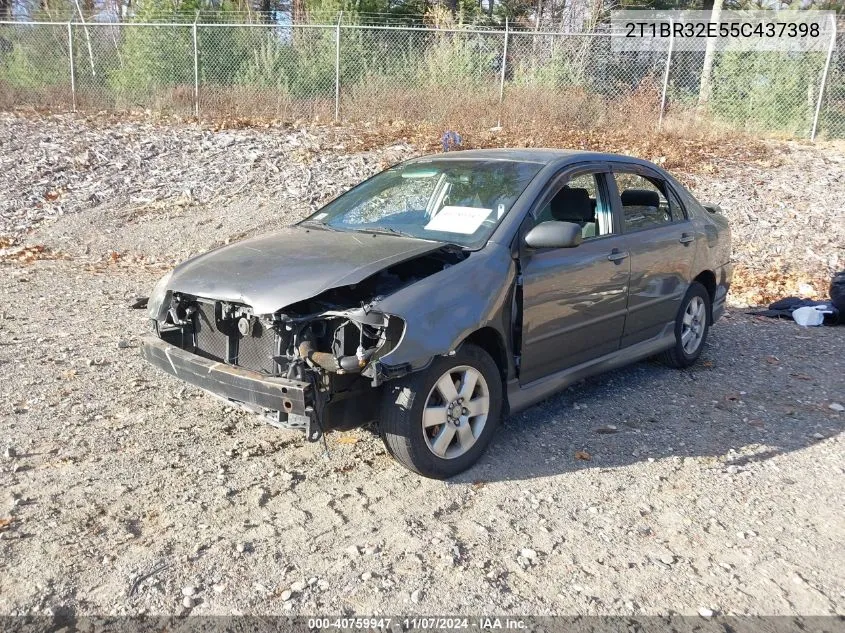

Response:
(142, 149), (732, 478)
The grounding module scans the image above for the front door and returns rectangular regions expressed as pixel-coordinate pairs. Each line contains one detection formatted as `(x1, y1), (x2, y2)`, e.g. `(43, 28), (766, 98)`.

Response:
(519, 170), (631, 385)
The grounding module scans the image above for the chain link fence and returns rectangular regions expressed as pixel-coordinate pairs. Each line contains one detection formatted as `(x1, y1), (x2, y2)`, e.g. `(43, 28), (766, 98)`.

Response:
(0, 19), (842, 138)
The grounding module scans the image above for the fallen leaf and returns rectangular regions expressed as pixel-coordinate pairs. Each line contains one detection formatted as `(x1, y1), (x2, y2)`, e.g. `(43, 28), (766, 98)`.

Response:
(0, 518), (12, 530)
(575, 450), (592, 461)
(336, 436), (358, 445)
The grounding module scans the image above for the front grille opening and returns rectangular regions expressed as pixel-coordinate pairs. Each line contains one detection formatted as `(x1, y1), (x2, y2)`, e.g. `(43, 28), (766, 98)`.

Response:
(162, 299), (281, 374)
(193, 301), (227, 363)
(234, 320), (277, 374)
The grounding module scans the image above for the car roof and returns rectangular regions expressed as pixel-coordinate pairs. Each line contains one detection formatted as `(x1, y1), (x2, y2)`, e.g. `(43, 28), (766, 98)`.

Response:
(407, 148), (658, 167)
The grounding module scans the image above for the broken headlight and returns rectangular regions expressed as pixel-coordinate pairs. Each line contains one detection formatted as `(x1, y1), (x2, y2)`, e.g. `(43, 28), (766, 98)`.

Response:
(147, 269), (174, 321)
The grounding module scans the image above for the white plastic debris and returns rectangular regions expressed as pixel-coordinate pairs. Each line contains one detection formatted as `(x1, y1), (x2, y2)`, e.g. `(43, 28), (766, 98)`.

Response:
(792, 305), (832, 327)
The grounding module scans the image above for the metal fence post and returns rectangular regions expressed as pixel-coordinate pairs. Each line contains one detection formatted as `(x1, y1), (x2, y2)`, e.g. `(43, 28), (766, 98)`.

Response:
(67, 22), (76, 112)
(335, 11), (342, 122)
(658, 19), (674, 131)
(497, 17), (509, 129)
(192, 18), (199, 118)
(811, 15), (837, 141)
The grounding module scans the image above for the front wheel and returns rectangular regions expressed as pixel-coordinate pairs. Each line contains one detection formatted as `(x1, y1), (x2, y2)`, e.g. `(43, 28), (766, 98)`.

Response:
(379, 344), (502, 479)
(660, 281), (711, 369)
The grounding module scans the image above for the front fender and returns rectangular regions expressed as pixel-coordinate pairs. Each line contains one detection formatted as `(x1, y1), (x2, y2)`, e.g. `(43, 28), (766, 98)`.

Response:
(373, 243), (515, 372)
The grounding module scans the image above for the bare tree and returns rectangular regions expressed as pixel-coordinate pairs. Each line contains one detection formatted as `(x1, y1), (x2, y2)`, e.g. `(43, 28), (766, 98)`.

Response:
(698, 0), (724, 108)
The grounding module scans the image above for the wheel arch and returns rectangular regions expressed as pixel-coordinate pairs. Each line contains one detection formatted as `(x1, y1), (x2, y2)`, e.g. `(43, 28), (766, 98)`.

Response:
(460, 327), (509, 384)
(693, 270), (717, 319)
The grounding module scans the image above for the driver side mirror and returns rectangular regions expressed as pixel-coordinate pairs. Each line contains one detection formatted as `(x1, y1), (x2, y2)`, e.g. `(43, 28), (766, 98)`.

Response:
(524, 221), (583, 249)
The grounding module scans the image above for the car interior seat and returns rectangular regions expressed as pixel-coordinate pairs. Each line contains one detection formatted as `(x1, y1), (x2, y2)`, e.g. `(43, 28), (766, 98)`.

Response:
(550, 187), (597, 238)
(620, 188), (666, 227)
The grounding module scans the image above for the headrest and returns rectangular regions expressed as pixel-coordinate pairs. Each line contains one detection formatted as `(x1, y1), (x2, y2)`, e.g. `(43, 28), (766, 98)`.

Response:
(621, 188), (660, 208)
(550, 187), (593, 223)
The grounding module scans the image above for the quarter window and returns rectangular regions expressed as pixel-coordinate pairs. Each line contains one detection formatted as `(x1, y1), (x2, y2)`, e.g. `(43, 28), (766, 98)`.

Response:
(613, 172), (682, 231)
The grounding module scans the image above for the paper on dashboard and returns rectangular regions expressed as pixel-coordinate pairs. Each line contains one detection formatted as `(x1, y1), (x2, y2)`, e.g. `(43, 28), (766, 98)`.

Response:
(424, 206), (492, 235)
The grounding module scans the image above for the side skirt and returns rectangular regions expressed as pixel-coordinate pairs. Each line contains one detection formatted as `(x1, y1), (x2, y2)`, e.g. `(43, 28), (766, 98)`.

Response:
(506, 324), (675, 415)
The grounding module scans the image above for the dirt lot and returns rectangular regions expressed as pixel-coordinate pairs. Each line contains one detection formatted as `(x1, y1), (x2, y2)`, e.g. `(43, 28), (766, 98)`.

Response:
(0, 113), (843, 618)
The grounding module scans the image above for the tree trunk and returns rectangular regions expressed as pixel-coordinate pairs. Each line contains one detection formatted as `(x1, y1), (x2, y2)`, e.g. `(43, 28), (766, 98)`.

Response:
(0, 0), (12, 19)
(698, 0), (724, 109)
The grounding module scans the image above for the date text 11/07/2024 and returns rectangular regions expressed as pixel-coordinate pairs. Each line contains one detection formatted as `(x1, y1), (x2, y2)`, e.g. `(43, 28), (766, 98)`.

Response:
(307, 617), (528, 630)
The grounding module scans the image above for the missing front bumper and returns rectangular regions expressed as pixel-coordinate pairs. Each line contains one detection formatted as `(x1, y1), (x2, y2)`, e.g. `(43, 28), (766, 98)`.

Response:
(141, 335), (316, 429)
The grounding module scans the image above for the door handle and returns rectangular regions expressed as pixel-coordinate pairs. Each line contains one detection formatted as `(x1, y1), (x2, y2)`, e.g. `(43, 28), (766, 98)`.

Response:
(607, 249), (629, 263)
(679, 233), (695, 245)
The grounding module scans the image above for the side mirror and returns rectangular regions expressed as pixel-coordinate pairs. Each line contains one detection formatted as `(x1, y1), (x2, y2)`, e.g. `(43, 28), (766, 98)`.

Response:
(524, 221), (583, 249)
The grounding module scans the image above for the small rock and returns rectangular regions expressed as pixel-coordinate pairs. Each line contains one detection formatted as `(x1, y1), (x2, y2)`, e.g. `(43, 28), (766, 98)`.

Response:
(346, 545), (360, 557)
(181, 586), (197, 597)
(280, 590), (293, 601)
(828, 402), (844, 412)
(236, 541), (249, 553)
(4, 447), (15, 459)
(594, 425), (618, 434)
(212, 584), (225, 594)
(698, 607), (714, 618)
(519, 548), (537, 561)
(127, 296), (148, 310)
(360, 572), (373, 581)
(117, 339), (131, 349)
(812, 433), (825, 440)
(411, 589), (422, 603)
(182, 596), (195, 609)
(659, 554), (675, 565)
(290, 581), (306, 592)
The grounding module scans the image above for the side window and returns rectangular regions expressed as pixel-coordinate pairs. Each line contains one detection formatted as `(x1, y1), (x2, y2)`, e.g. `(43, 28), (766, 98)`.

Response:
(534, 172), (612, 240)
(613, 172), (680, 231)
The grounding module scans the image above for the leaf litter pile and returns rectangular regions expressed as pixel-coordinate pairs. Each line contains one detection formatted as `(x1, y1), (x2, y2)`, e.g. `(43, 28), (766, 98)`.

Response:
(1, 111), (842, 306)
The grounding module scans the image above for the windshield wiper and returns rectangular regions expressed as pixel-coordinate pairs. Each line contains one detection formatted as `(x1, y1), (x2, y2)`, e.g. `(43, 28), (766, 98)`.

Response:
(353, 226), (415, 238)
(300, 220), (341, 232)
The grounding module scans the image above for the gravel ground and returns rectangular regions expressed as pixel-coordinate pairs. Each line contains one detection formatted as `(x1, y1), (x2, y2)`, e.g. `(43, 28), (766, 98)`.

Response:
(0, 113), (843, 618)
(1, 258), (843, 617)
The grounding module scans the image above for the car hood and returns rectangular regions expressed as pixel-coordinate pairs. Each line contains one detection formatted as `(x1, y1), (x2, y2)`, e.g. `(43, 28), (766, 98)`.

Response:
(167, 226), (447, 314)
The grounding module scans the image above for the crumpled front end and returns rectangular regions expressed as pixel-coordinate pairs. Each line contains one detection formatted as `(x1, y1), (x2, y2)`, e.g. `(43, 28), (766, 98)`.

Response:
(142, 246), (474, 437)
(144, 291), (406, 437)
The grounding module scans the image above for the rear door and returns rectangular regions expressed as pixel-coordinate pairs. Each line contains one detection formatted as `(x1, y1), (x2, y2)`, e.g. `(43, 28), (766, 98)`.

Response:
(608, 167), (696, 347)
(518, 166), (631, 384)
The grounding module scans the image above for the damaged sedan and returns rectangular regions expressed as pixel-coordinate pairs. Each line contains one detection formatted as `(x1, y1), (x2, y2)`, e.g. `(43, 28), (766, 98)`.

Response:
(142, 149), (732, 478)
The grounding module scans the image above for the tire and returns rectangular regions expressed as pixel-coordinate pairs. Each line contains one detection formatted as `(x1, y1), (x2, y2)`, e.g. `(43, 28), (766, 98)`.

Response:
(379, 343), (503, 479)
(660, 281), (711, 369)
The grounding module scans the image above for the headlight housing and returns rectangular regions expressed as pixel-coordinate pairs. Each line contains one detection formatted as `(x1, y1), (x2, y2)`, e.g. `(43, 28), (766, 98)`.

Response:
(147, 269), (174, 321)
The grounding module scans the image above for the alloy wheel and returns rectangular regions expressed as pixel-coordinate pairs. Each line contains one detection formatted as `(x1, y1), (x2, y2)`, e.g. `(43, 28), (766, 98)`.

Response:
(681, 295), (707, 355)
(422, 365), (490, 459)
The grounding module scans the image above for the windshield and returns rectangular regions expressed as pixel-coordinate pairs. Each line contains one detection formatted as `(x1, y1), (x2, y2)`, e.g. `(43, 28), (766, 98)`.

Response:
(301, 159), (544, 248)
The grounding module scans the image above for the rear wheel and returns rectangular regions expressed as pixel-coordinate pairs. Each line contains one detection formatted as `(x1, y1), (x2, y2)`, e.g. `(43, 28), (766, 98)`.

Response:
(379, 344), (502, 479)
(660, 281), (711, 368)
